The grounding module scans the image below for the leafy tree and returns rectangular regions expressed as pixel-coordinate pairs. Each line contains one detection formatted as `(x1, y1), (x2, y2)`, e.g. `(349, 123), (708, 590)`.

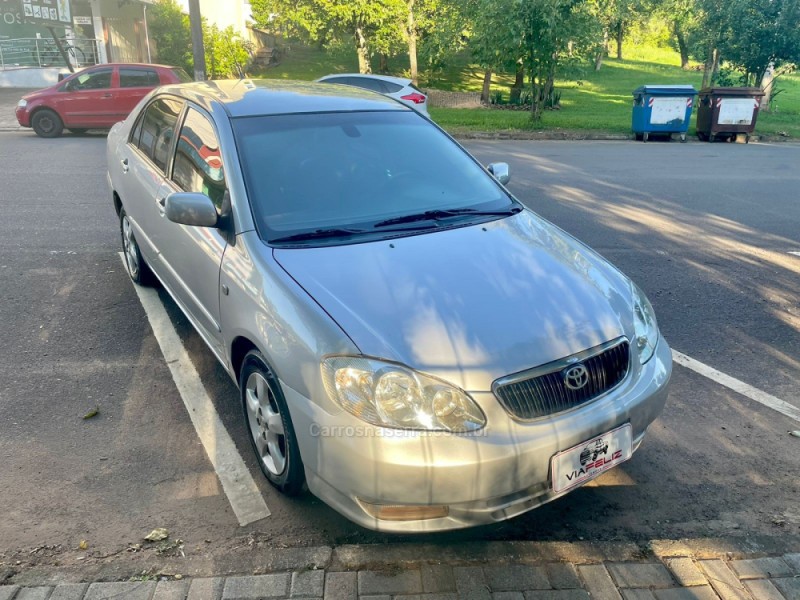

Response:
(204, 25), (252, 78)
(408, 0), (472, 84)
(472, 0), (598, 120)
(251, 0), (406, 73)
(651, 0), (700, 69)
(717, 0), (800, 87)
(589, 0), (651, 64)
(148, 0), (192, 74)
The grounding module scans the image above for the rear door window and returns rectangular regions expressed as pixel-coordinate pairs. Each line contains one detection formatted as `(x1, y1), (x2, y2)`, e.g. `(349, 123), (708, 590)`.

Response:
(346, 77), (385, 93)
(171, 68), (193, 83)
(133, 97), (183, 173)
(120, 68), (160, 88)
(382, 81), (404, 93)
(171, 107), (226, 210)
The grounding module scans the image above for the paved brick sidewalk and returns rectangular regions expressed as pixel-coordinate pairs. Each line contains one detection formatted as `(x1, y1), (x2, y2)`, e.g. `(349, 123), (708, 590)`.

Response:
(1, 553), (798, 600)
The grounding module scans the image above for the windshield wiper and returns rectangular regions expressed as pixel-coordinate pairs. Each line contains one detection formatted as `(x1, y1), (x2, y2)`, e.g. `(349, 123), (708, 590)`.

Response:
(268, 227), (365, 244)
(373, 206), (522, 228)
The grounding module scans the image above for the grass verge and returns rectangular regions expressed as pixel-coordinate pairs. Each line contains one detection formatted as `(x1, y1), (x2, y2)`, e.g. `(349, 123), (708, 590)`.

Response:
(255, 43), (800, 140)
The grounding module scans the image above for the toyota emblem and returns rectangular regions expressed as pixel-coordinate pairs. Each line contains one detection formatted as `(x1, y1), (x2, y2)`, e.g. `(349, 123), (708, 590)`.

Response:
(563, 364), (589, 390)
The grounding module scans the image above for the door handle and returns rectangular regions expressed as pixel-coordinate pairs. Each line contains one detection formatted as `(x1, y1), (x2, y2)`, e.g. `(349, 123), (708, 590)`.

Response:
(102, 93), (113, 98)
(120, 158), (129, 173)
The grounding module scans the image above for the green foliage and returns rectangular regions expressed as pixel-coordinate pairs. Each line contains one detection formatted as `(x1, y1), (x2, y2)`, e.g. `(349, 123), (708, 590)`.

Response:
(414, 0), (472, 75)
(251, 0), (406, 73)
(716, 0), (800, 84)
(204, 25), (252, 79)
(472, 0), (599, 120)
(148, 0), (192, 73)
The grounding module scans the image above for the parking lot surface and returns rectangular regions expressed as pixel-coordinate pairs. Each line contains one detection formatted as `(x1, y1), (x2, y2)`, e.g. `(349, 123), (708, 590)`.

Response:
(0, 131), (798, 585)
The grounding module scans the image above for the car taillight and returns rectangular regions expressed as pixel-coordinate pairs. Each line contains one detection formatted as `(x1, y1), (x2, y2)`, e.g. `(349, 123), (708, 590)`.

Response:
(401, 92), (426, 105)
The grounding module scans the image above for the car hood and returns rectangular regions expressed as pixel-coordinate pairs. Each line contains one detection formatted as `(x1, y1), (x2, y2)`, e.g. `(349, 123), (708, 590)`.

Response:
(273, 211), (635, 391)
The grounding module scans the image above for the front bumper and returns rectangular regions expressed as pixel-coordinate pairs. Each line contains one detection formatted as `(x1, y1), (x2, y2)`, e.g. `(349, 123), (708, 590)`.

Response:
(286, 337), (672, 533)
(15, 106), (31, 128)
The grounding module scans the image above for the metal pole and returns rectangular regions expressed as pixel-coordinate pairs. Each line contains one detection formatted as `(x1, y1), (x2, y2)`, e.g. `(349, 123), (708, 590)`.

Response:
(48, 26), (75, 73)
(142, 4), (152, 63)
(188, 0), (206, 81)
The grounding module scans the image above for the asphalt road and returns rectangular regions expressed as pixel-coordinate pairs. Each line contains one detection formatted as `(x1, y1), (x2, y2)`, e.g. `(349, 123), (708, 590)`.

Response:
(1, 131), (798, 580)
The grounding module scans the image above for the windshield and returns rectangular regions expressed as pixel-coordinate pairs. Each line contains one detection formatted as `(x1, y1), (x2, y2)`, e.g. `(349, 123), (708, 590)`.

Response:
(232, 111), (514, 244)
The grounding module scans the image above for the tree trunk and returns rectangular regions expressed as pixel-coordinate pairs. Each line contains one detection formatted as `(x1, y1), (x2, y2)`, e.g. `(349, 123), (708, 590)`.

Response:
(355, 26), (371, 74)
(615, 22), (624, 60)
(760, 63), (775, 112)
(407, 0), (418, 85)
(530, 70), (543, 122)
(674, 21), (689, 69)
(701, 42), (716, 88)
(595, 29), (608, 71)
(510, 62), (524, 103)
(379, 54), (388, 74)
(481, 69), (492, 105)
(711, 48), (720, 84)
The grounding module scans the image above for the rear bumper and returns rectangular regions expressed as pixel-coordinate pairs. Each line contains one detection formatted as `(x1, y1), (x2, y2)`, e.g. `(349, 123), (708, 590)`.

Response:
(285, 337), (672, 532)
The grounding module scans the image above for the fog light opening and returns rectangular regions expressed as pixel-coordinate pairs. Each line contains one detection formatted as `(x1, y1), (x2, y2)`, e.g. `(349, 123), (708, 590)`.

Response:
(359, 500), (449, 521)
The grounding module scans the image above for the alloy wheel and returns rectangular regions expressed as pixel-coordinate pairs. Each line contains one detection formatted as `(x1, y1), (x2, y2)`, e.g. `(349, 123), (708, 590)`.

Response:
(245, 372), (287, 476)
(122, 215), (139, 279)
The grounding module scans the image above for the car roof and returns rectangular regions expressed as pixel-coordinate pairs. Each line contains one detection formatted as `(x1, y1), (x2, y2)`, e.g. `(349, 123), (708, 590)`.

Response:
(157, 78), (410, 117)
(86, 63), (177, 69)
(318, 73), (413, 86)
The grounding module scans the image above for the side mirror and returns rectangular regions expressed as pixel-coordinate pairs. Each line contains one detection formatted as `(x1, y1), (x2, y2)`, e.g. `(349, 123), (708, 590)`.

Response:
(487, 162), (510, 185)
(165, 192), (218, 227)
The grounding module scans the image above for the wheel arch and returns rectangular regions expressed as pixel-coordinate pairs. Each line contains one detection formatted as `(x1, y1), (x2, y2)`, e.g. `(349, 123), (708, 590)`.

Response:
(29, 105), (63, 124)
(230, 336), (260, 385)
(112, 190), (123, 216)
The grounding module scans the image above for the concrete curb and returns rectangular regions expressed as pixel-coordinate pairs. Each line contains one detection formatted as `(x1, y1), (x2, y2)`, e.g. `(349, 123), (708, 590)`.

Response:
(1, 552), (798, 599)
(450, 130), (795, 143)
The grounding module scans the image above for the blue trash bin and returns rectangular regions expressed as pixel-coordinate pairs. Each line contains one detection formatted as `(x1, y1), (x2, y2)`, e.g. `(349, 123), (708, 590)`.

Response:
(632, 85), (698, 142)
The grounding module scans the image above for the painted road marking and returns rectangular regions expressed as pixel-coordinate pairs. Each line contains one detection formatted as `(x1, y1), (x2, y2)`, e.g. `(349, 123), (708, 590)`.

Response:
(121, 255), (271, 526)
(789, 251), (800, 257)
(673, 350), (800, 424)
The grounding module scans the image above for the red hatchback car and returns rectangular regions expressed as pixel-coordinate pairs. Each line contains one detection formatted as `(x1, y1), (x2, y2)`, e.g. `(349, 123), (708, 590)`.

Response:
(16, 63), (191, 138)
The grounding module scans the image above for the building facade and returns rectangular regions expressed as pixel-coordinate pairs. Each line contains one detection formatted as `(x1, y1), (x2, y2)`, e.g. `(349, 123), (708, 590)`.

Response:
(1, 0), (152, 65)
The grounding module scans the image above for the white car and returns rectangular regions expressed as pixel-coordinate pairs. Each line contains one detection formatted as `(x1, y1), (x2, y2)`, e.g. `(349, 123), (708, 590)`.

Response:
(316, 73), (429, 116)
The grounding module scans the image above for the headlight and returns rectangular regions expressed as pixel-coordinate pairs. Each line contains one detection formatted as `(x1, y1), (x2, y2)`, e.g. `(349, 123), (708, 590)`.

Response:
(321, 356), (486, 432)
(17, 99), (27, 109)
(631, 283), (658, 364)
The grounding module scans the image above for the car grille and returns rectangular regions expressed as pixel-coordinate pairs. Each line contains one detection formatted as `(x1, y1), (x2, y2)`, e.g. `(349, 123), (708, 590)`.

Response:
(493, 339), (630, 420)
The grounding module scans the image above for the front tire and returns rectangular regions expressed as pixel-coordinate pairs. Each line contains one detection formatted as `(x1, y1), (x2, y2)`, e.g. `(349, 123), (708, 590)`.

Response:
(120, 208), (153, 285)
(241, 350), (305, 496)
(31, 109), (63, 138)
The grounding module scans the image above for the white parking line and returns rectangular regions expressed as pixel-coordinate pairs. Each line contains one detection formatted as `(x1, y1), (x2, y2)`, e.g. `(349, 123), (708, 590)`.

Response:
(788, 251), (800, 257)
(121, 255), (271, 526)
(672, 350), (800, 423)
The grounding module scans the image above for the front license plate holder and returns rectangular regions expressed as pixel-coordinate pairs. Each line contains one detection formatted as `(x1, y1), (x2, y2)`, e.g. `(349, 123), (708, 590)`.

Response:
(551, 424), (633, 494)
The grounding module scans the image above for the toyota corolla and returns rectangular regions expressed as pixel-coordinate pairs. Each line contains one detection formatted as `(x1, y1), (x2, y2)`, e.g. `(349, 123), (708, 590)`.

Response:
(106, 79), (671, 532)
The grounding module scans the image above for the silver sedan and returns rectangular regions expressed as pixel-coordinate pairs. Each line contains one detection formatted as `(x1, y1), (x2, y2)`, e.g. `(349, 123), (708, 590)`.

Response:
(107, 79), (671, 532)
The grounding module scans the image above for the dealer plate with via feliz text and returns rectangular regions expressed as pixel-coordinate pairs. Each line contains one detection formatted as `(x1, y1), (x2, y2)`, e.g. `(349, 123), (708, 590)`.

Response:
(551, 423), (633, 494)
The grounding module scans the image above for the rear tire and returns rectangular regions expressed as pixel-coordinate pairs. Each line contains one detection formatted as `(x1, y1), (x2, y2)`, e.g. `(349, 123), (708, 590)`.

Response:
(31, 109), (63, 138)
(120, 207), (154, 285)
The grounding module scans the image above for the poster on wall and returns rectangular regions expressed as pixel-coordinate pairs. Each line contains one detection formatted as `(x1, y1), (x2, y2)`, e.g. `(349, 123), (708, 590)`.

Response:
(20, 0), (71, 25)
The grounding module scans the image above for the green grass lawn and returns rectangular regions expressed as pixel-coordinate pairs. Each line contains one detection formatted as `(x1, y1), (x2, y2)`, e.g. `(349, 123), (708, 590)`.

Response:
(254, 43), (800, 139)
